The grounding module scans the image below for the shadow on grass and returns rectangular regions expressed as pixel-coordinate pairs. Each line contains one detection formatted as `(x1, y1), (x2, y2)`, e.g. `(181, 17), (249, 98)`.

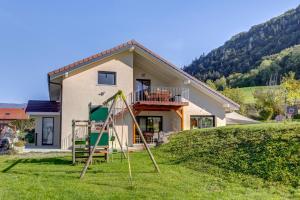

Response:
(88, 180), (137, 191)
(2, 157), (71, 173)
(2, 157), (157, 179)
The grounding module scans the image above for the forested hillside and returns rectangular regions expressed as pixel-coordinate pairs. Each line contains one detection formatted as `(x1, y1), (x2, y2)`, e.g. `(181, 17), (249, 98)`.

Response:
(184, 5), (300, 86)
(229, 45), (300, 87)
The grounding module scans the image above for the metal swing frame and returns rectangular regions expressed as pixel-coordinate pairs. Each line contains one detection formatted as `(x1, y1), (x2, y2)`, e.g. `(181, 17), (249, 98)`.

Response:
(79, 90), (160, 179)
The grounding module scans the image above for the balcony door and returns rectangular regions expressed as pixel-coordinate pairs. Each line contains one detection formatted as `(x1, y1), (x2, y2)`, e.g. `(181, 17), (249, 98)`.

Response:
(136, 79), (151, 101)
(136, 116), (162, 143)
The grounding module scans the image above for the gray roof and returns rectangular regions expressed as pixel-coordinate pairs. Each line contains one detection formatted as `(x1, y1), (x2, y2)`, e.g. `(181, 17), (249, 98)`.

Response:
(25, 100), (60, 113)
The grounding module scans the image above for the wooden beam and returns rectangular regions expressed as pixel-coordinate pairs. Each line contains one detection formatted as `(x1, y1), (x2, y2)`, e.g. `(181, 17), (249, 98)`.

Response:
(172, 108), (184, 131)
(133, 123), (136, 144)
(123, 97), (161, 173)
(181, 108), (184, 131)
(175, 109), (183, 119)
(134, 105), (183, 111)
(134, 110), (141, 116)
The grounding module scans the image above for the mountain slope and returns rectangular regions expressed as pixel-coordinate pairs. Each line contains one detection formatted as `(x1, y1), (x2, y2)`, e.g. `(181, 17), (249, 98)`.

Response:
(228, 44), (300, 87)
(184, 5), (300, 82)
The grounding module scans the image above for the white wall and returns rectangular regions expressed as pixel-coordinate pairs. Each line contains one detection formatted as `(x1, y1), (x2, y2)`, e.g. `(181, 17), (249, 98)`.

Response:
(133, 57), (226, 129)
(133, 65), (169, 88)
(31, 115), (60, 147)
(61, 52), (133, 149)
(58, 51), (227, 149)
(184, 86), (226, 129)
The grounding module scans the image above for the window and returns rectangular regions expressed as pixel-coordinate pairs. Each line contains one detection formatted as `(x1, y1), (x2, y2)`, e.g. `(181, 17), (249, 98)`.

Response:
(136, 116), (163, 143)
(136, 79), (151, 101)
(42, 117), (54, 145)
(137, 116), (162, 133)
(190, 115), (215, 129)
(98, 71), (116, 85)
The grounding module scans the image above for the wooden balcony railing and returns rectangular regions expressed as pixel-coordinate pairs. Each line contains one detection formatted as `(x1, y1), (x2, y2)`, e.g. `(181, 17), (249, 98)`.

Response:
(131, 87), (189, 104)
(111, 87), (189, 116)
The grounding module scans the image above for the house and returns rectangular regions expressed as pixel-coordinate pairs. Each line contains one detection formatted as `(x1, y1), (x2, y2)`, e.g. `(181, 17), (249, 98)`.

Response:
(0, 108), (28, 132)
(25, 40), (239, 149)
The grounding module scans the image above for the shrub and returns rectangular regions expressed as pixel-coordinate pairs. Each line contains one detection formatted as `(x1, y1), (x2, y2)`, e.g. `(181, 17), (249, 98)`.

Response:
(293, 114), (300, 119)
(254, 88), (284, 120)
(14, 140), (26, 147)
(25, 132), (34, 143)
(160, 123), (300, 186)
(259, 107), (274, 120)
(222, 88), (247, 115)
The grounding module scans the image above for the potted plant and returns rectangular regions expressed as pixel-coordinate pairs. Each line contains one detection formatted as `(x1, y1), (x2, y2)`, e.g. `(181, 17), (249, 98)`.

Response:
(14, 140), (26, 153)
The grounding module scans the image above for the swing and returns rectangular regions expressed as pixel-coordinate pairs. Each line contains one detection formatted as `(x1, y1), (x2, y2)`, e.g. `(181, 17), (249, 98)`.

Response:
(79, 90), (160, 179)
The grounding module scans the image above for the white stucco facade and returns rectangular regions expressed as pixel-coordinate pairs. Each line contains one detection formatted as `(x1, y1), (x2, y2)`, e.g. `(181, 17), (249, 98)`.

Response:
(29, 40), (238, 149)
(29, 114), (61, 148)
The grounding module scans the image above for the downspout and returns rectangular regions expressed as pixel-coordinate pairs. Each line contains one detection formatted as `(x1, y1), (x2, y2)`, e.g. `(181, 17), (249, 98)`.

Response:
(48, 74), (63, 149)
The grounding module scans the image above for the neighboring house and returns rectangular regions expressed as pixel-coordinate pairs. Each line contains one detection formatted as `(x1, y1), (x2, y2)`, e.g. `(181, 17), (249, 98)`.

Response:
(0, 108), (28, 132)
(26, 40), (239, 149)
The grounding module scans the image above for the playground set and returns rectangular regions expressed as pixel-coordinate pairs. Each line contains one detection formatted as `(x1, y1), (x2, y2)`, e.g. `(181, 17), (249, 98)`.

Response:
(71, 90), (160, 179)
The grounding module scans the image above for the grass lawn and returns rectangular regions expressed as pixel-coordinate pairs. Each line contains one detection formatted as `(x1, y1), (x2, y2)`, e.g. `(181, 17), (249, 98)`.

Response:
(0, 151), (299, 199)
(236, 86), (279, 104)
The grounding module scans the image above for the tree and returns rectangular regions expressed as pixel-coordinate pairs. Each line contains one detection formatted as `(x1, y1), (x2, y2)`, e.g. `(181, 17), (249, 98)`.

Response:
(214, 76), (227, 91)
(9, 119), (35, 139)
(206, 79), (217, 90)
(183, 5), (300, 87)
(253, 88), (284, 120)
(222, 88), (246, 114)
(281, 71), (300, 105)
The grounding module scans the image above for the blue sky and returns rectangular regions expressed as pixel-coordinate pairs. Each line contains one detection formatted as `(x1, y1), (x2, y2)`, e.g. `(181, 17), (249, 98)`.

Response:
(0, 0), (300, 103)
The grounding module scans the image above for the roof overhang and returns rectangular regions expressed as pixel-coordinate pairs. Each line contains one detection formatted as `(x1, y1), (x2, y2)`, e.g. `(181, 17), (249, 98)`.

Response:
(47, 40), (240, 111)
(27, 112), (60, 116)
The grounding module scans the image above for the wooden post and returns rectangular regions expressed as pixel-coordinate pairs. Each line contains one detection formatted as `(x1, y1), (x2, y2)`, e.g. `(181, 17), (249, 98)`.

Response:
(72, 120), (75, 165)
(88, 120), (93, 165)
(80, 98), (117, 179)
(181, 108), (184, 131)
(133, 123), (136, 144)
(173, 108), (184, 131)
(122, 95), (161, 173)
(106, 130), (109, 163)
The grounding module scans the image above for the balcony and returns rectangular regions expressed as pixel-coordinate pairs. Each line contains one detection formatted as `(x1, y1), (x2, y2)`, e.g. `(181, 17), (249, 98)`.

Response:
(112, 87), (189, 117)
(129, 87), (189, 110)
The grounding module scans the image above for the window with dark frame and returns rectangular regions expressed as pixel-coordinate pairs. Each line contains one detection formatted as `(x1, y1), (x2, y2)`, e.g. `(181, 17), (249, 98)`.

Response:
(98, 71), (116, 85)
(190, 115), (215, 129)
(136, 116), (162, 133)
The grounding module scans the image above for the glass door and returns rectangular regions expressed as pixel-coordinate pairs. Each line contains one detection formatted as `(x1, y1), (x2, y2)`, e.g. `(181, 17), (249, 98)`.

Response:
(136, 79), (151, 101)
(146, 117), (162, 132)
(136, 116), (162, 143)
(42, 117), (54, 145)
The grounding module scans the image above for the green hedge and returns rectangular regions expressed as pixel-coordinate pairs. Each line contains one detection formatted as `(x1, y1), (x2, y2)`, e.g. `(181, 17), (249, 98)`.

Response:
(160, 123), (300, 186)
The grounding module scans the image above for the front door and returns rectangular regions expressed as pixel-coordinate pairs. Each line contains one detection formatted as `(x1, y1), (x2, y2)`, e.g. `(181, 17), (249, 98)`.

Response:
(136, 116), (162, 143)
(42, 117), (54, 145)
(136, 79), (151, 101)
